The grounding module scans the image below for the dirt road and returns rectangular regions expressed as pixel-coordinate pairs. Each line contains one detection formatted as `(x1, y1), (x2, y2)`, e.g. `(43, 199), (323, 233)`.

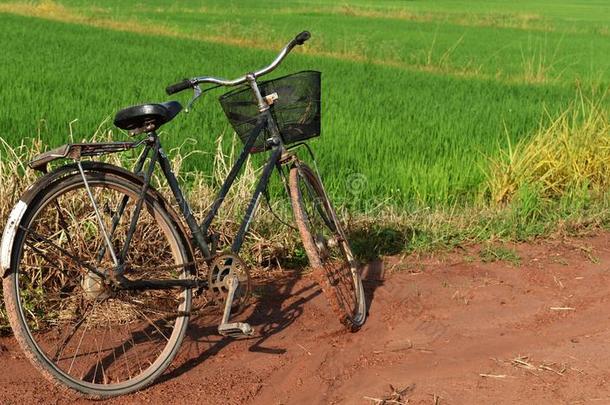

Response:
(3, 233), (610, 404)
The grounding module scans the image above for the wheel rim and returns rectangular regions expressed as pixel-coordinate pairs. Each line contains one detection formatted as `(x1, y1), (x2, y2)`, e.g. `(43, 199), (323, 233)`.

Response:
(13, 177), (190, 391)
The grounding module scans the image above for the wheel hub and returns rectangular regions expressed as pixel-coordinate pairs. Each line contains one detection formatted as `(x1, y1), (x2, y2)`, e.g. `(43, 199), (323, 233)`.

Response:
(315, 234), (339, 260)
(81, 271), (110, 300)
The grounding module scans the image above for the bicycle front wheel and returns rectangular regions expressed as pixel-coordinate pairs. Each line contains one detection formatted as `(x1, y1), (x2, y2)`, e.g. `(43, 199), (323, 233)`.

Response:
(289, 163), (366, 331)
(3, 169), (192, 398)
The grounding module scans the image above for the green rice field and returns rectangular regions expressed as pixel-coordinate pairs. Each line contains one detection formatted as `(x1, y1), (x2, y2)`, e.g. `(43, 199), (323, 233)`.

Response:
(0, 0), (608, 207)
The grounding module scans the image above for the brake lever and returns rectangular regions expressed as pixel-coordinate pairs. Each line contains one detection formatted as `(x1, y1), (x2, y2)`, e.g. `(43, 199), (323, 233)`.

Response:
(185, 84), (203, 113)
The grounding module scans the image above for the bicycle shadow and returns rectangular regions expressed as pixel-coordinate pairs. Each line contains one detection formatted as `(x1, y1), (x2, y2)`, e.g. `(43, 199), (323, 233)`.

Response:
(158, 225), (410, 384)
(349, 224), (413, 312)
(158, 269), (320, 383)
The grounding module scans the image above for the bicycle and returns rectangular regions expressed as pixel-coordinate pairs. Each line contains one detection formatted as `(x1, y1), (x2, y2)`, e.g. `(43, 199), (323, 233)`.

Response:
(0, 31), (366, 397)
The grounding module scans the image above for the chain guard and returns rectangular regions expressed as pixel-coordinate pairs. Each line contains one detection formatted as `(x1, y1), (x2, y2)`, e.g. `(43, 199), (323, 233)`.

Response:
(207, 254), (251, 313)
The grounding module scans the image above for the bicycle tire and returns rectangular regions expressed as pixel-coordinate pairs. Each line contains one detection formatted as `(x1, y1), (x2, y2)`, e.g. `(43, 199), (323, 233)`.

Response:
(3, 169), (192, 398)
(288, 163), (366, 331)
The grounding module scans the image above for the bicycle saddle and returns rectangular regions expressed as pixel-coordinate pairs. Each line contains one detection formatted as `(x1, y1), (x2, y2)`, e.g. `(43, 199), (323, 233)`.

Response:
(114, 101), (182, 134)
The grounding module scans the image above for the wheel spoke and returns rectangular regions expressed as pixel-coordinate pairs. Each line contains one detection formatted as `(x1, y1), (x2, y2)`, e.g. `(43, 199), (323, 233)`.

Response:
(52, 299), (95, 361)
(68, 298), (99, 375)
(21, 225), (103, 277)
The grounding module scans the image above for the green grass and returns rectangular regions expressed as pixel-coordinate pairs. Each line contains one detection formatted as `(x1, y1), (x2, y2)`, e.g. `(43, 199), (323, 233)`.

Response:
(479, 244), (521, 265)
(2, 0), (610, 334)
(55, 0), (610, 82)
(0, 0), (608, 208)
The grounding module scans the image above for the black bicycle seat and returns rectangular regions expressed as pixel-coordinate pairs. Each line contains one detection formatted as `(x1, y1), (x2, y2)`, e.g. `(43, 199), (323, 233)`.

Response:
(114, 101), (182, 134)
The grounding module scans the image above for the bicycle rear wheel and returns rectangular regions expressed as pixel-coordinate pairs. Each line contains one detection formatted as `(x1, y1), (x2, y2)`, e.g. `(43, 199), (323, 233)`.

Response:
(3, 170), (192, 397)
(289, 163), (366, 331)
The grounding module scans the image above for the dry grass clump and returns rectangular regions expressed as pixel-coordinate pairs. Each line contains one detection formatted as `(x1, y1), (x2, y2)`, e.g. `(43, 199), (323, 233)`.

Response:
(0, 138), (42, 224)
(486, 92), (610, 205)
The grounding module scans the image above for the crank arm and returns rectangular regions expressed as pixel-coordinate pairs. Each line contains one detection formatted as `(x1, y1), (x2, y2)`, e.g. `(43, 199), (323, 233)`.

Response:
(220, 275), (238, 325)
(217, 275), (253, 337)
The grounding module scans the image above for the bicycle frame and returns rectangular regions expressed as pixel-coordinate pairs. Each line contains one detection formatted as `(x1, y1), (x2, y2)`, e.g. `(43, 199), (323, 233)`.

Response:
(88, 44), (316, 293)
(111, 105), (291, 290)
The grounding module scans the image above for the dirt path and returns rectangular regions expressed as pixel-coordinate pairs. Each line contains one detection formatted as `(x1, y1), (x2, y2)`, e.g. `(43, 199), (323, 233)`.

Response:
(4, 233), (610, 404)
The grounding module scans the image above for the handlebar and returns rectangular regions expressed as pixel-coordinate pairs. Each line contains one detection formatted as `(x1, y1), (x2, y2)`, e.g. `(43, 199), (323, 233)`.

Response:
(166, 30), (311, 95)
(166, 79), (193, 95)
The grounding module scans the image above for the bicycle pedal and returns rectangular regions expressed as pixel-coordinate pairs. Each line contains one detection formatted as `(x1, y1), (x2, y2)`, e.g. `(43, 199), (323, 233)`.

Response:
(218, 322), (254, 337)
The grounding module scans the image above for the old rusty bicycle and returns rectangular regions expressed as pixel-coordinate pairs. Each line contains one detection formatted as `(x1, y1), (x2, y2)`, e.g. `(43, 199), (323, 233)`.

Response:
(1, 31), (365, 397)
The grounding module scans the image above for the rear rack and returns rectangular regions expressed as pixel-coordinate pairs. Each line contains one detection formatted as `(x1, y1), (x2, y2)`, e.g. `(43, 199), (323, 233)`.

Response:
(29, 141), (138, 172)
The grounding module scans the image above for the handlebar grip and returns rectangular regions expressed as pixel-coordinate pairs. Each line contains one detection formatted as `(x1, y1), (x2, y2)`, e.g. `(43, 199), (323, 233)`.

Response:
(295, 31), (311, 45)
(288, 31), (311, 49)
(166, 79), (193, 95)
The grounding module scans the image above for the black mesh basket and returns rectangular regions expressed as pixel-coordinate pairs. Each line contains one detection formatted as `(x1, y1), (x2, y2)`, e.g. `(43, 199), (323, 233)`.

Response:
(219, 70), (321, 152)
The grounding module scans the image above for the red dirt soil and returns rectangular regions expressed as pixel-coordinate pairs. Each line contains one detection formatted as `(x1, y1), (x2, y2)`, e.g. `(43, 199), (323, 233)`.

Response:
(3, 233), (610, 404)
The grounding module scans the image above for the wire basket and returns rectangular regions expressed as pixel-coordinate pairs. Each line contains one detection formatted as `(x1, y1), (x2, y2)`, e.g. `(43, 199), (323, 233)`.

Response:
(219, 70), (321, 153)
